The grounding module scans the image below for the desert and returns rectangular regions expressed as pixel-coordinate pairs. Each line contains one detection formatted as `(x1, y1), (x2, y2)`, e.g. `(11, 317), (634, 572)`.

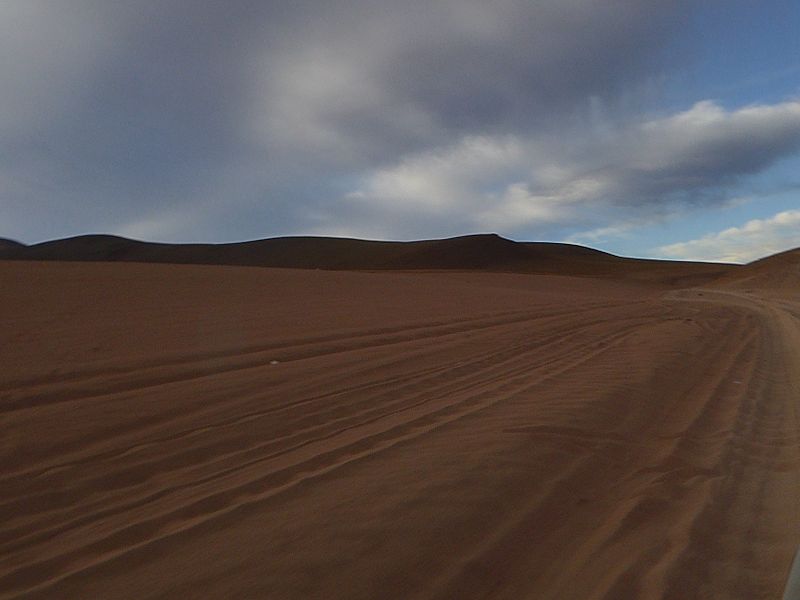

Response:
(1, 235), (799, 599)
(4, 2), (800, 598)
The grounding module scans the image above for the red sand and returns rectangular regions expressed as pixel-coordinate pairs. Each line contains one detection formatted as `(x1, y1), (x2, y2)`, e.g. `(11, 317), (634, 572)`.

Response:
(1, 257), (799, 599)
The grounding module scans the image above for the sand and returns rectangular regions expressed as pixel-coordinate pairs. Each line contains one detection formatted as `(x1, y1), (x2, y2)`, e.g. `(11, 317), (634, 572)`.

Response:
(1, 259), (799, 599)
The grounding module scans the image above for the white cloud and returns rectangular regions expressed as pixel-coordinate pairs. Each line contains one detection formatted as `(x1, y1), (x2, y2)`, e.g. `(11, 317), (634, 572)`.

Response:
(541, 100), (800, 211)
(353, 136), (526, 213)
(335, 135), (587, 238)
(626, 100), (800, 182)
(331, 100), (800, 239)
(565, 221), (643, 244)
(656, 210), (800, 263)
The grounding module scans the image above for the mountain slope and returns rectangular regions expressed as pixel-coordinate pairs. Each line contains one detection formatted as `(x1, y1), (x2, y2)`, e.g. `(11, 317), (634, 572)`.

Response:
(0, 238), (25, 257)
(711, 248), (800, 293)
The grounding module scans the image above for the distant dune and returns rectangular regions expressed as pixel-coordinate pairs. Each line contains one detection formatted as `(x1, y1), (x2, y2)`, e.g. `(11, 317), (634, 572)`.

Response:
(0, 232), (737, 286)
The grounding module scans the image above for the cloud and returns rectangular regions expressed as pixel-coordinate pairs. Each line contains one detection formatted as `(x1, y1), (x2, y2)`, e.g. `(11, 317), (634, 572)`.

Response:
(332, 100), (800, 239)
(621, 100), (800, 195)
(540, 99), (800, 215)
(2, 1), (797, 249)
(656, 210), (800, 263)
(0, 2), (115, 135)
(0, 2), (275, 241)
(1, 0), (700, 244)
(336, 135), (615, 239)
(246, 0), (689, 166)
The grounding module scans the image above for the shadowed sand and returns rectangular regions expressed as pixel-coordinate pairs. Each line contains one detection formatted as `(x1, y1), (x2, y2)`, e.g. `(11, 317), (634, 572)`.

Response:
(1, 247), (798, 599)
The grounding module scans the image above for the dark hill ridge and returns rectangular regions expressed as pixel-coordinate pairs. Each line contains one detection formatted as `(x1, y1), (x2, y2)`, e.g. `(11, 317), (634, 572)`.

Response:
(0, 238), (25, 256)
(0, 232), (739, 285)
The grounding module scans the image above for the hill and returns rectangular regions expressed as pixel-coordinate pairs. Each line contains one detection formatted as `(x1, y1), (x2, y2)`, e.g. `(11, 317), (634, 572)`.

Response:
(711, 247), (800, 293)
(0, 238), (25, 257)
(0, 232), (737, 285)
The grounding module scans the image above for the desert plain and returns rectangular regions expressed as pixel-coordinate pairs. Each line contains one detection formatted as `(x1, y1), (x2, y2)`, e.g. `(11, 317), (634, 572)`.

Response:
(1, 238), (799, 599)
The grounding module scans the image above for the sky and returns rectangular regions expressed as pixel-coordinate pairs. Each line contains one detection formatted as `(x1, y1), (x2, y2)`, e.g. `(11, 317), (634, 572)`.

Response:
(1, 1), (799, 262)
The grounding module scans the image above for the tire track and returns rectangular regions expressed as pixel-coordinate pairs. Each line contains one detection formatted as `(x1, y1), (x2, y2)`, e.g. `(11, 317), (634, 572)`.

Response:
(1, 302), (623, 413)
(0, 301), (645, 483)
(1, 312), (649, 556)
(0, 308), (654, 598)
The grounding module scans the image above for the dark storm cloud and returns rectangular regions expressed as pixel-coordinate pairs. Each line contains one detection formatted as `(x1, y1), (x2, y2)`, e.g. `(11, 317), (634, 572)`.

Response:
(248, 0), (691, 163)
(0, 2), (270, 240)
(568, 100), (800, 208)
(3, 1), (798, 244)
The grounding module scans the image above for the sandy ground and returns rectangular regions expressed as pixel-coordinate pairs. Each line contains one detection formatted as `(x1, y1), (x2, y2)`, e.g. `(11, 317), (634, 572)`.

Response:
(1, 260), (799, 599)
